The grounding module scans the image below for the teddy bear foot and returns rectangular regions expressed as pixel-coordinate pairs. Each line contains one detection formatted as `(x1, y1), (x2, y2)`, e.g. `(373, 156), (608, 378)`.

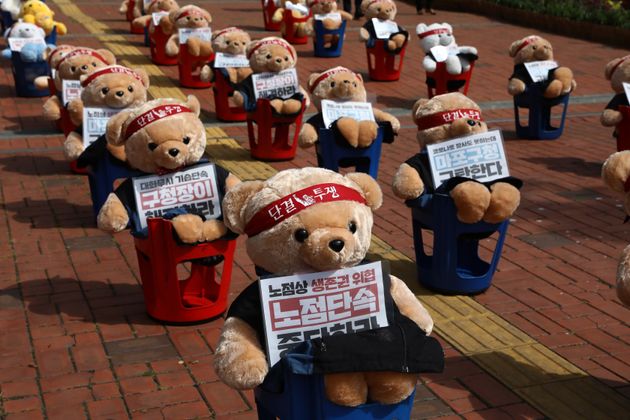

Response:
(365, 371), (418, 405)
(450, 181), (491, 224)
(543, 79), (563, 99)
(324, 372), (368, 407)
(200, 65), (212, 83)
(482, 182), (520, 224)
(201, 220), (228, 242)
(336, 117), (361, 147)
(63, 137), (85, 161)
(357, 120), (379, 148)
(171, 214), (204, 243)
(280, 99), (302, 115)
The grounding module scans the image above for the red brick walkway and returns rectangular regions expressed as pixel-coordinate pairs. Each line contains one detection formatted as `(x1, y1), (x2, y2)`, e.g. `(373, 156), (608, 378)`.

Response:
(0, 0), (628, 419)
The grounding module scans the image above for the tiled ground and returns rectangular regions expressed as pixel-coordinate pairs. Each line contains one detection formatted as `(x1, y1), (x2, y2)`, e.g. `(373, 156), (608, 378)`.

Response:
(0, 0), (629, 419)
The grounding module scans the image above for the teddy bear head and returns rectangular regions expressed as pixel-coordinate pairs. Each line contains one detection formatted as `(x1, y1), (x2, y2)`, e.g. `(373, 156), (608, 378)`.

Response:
(169, 5), (212, 29)
(508, 35), (554, 64)
(44, 44), (74, 68)
(79, 65), (149, 109)
(412, 92), (486, 148)
(307, 66), (366, 111)
(211, 27), (251, 56)
(146, 0), (179, 14)
(415, 22), (455, 52)
(222, 167), (382, 275)
(55, 47), (117, 82)
(4, 21), (45, 38)
(360, 0), (397, 20)
(604, 55), (630, 94)
(19, 0), (48, 18)
(105, 95), (206, 174)
(308, 0), (340, 14)
(246, 37), (297, 73)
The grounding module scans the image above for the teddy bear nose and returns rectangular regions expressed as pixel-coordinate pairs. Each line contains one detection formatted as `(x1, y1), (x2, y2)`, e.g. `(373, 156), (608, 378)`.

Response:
(275, 58), (282, 64)
(328, 239), (345, 252)
(168, 148), (180, 157)
(115, 90), (125, 97)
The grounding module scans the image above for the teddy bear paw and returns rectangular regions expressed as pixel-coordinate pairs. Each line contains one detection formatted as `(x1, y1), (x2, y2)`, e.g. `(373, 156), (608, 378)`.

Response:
(171, 214), (204, 243)
(357, 120), (379, 148)
(269, 99), (284, 114)
(482, 182), (520, 224)
(201, 220), (228, 242)
(281, 99), (302, 115)
(200, 65), (212, 83)
(226, 354), (269, 389)
(63, 139), (85, 161)
(43, 98), (61, 121)
(186, 39), (202, 56)
(450, 181), (490, 224)
(543, 80), (563, 99)
(601, 109), (623, 127)
(336, 117), (360, 147)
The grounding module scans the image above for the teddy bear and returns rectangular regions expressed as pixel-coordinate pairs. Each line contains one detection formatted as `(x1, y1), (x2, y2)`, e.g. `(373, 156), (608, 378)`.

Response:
(19, 0), (67, 36)
(1, 21), (49, 60)
(164, 5), (213, 58)
(119, 0), (142, 20)
(33, 44), (74, 90)
(508, 35), (577, 99)
(359, 0), (408, 53)
(271, 0), (310, 39)
(601, 55), (630, 145)
(305, 0), (352, 48)
(97, 95), (240, 242)
(63, 65), (149, 161)
(42, 47), (117, 123)
(199, 27), (252, 86)
(232, 37), (308, 115)
(299, 66), (399, 151)
(392, 92), (522, 224)
(416, 22), (477, 77)
(214, 167), (444, 406)
(131, 0), (179, 31)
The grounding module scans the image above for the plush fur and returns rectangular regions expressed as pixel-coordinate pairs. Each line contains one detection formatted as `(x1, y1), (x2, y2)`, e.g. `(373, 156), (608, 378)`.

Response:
(271, 0), (310, 39)
(601, 56), (630, 128)
(164, 5), (213, 58)
(63, 65), (149, 161)
(200, 27), (252, 84)
(20, 0), (67, 35)
(97, 95), (240, 242)
(306, 0), (352, 47)
(508, 35), (576, 99)
(215, 167), (435, 406)
(416, 22), (477, 75)
(299, 66), (399, 148)
(358, 0), (406, 52)
(119, 0), (142, 19)
(392, 92), (521, 224)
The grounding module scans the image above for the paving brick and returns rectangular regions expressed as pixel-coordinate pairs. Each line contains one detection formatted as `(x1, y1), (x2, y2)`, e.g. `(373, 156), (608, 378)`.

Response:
(161, 401), (212, 419)
(86, 398), (128, 418)
(4, 396), (41, 413)
(120, 376), (158, 395)
(92, 382), (122, 400)
(1, 380), (40, 398)
(459, 373), (521, 407)
(105, 336), (178, 366)
(156, 371), (194, 388)
(199, 382), (249, 415)
(125, 386), (202, 412)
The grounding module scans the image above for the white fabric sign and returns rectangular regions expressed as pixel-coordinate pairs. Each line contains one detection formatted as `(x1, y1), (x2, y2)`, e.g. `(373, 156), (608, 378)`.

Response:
(524, 60), (558, 83)
(151, 11), (169, 26)
(132, 163), (222, 230)
(623, 82), (630, 103)
(426, 129), (510, 187)
(81, 107), (121, 148)
(314, 12), (340, 21)
(252, 68), (299, 100)
(430, 45), (459, 62)
(213, 52), (250, 68)
(8, 37), (46, 52)
(321, 99), (375, 129)
(61, 80), (82, 105)
(285, 1), (309, 15)
(260, 261), (389, 367)
(372, 18), (398, 39)
(179, 27), (212, 44)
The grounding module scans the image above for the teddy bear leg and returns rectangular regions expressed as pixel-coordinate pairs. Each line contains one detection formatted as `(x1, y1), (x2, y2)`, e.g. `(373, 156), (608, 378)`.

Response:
(200, 65), (212, 83)
(391, 34), (406, 49)
(232, 91), (245, 108)
(43, 96), (62, 121)
(507, 78), (526, 96)
(226, 68), (238, 85)
(171, 214), (205, 243)
(335, 117), (361, 148)
(186, 38), (202, 56)
(601, 109), (623, 127)
(543, 79), (563, 99)
(236, 68), (253, 84)
(280, 99), (302, 115)
(450, 181), (491, 224)
(364, 371), (418, 405)
(34, 76), (49, 91)
(357, 120), (379, 148)
(201, 220), (228, 242)
(359, 27), (370, 42)
(482, 182), (521, 224)
(97, 193), (130, 233)
(269, 99), (284, 114)
(445, 56), (462, 75)
(616, 245), (630, 306)
(198, 41), (213, 57)
(165, 38), (179, 57)
(324, 372), (368, 407)
(63, 132), (85, 161)
(553, 66), (575, 95)
(298, 123), (319, 148)
(392, 163), (425, 200)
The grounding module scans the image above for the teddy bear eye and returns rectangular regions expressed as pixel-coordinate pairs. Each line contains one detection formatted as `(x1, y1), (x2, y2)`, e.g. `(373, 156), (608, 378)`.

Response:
(532, 46), (537, 50)
(294, 228), (309, 243)
(182, 136), (190, 144)
(467, 120), (476, 127)
(348, 221), (357, 234)
(377, 7), (381, 11)
(70, 66), (76, 72)
(148, 143), (158, 151)
(266, 54), (272, 59)
(128, 86), (134, 92)
(101, 87), (109, 95)
(330, 81), (336, 88)
(92, 62), (97, 67)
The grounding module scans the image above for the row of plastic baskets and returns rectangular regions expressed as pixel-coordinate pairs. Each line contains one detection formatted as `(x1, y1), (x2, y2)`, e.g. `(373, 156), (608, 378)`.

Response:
(513, 83), (570, 140)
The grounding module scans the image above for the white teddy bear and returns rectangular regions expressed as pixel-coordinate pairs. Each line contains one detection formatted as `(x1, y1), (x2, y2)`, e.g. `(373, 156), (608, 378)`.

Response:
(416, 22), (477, 75)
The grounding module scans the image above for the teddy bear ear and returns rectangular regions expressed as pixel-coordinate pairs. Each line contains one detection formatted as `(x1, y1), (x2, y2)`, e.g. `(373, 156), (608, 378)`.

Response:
(168, 9), (180, 23)
(222, 180), (265, 234)
(415, 23), (427, 35)
(245, 40), (259, 57)
(411, 98), (429, 119)
(604, 57), (622, 80)
(201, 8), (212, 24)
(355, 72), (363, 83)
(359, 0), (370, 14)
(345, 173), (382, 211)
(184, 95), (201, 116)
(307, 72), (321, 91)
(442, 23), (453, 32)
(105, 110), (134, 146)
(132, 67), (150, 88)
(96, 49), (117, 65)
(508, 39), (523, 58)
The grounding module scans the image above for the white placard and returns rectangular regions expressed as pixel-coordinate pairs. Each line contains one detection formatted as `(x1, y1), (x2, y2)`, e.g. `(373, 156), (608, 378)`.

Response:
(623, 82), (630, 103)
(179, 27), (212, 44)
(8, 37), (46, 52)
(426, 129), (510, 187)
(314, 12), (341, 21)
(82, 107), (121, 148)
(430, 45), (449, 62)
(252, 68), (299, 100)
(321, 99), (375, 128)
(132, 163), (222, 230)
(213, 52), (250, 68)
(151, 11), (169, 26)
(524, 60), (558, 83)
(285, 1), (309, 15)
(51, 68), (57, 80)
(61, 79), (82, 105)
(372, 18), (398, 39)
(260, 261), (389, 367)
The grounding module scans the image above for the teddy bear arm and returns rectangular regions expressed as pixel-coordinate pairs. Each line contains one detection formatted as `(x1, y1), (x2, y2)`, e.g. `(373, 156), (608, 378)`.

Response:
(422, 56), (437, 73)
(271, 8), (284, 23)
(165, 35), (179, 57)
(119, 0), (128, 13)
(43, 96), (63, 121)
(34, 75), (50, 90)
(392, 163), (424, 200)
(601, 109), (623, 127)
(507, 78), (526, 96)
(389, 275), (434, 334)
(54, 22), (68, 35)
(372, 108), (400, 134)
(602, 151), (630, 192)
(214, 317), (269, 389)
(458, 45), (478, 56)
(159, 17), (174, 34)
(132, 15), (151, 29)
(298, 122), (319, 148)
(22, 14), (36, 24)
(359, 27), (370, 42)
(339, 10), (353, 21)
(67, 99), (84, 126)
(97, 193), (130, 232)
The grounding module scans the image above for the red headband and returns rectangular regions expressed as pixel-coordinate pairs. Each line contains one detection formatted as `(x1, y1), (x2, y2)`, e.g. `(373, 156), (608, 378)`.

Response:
(81, 66), (145, 88)
(178, 9), (206, 19)
(415, 108), (482, 130)
(310, 0), (336, 4)
(514, 36), (539, 54)
(56, 48), (107, 70)
(244, 183), (367, 237)
(212, 26), (239, 40)
(247, 38), (294, 60)
(610, 55), (630, 78)
(124, 104), (193, 140)
(47, 45), (73, 66)
(417, 28), (449, 39)
(309, 66), (354, 93)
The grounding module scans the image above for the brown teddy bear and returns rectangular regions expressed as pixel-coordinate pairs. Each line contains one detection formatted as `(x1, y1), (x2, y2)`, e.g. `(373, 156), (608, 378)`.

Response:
(131, 0), (179, 31)
(359, 0), (408, 53)
(233, 37), (308, 115)
(299, 66), (399, 149)
(392, 92), (522, 224)
(164, 5), (213, 58)
(601, 55), (630, 141)
(214, 167), (444, 406)
(63, 65), (149, 161)
(34, 44), (74, 91)
(42, 47), (117, 123)
(305, 0), (352, 48)
(97, 95), (240, 241)
(271, 0), (310, 39)
(199, 27), (252, 85)
(507, 35), (576, 99)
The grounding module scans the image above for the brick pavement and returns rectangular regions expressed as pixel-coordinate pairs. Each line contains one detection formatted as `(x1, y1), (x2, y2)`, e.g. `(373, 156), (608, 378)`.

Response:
(0, 0), (629, 418)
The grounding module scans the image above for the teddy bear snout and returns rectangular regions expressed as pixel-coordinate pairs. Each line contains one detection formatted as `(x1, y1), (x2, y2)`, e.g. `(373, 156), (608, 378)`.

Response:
(153, 141), (188, 168)
(533, 46), (550, 61)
